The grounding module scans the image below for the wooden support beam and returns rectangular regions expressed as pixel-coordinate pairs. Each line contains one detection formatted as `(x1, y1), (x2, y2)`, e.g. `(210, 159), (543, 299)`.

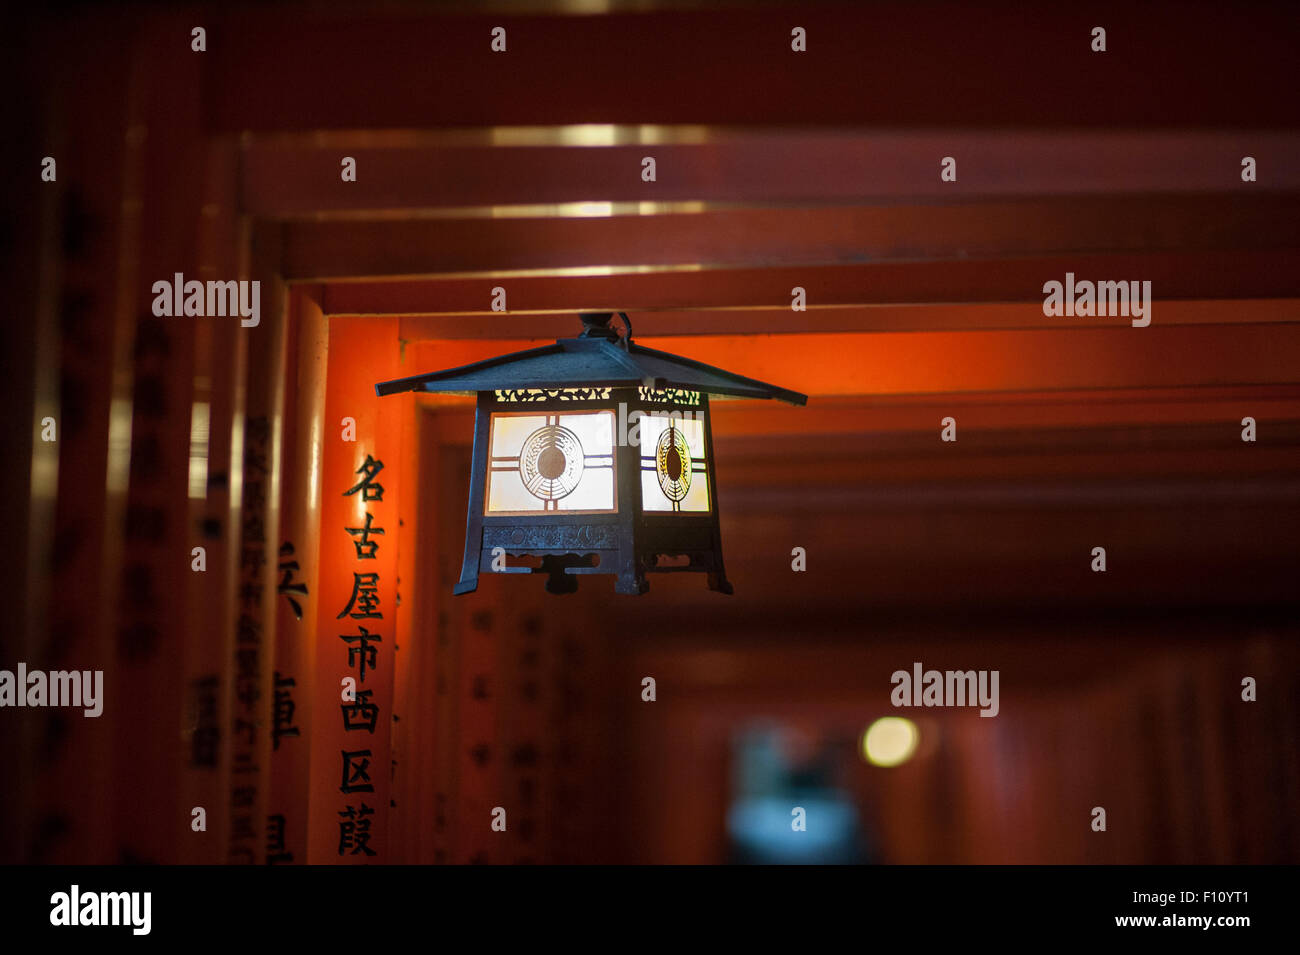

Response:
(322, 255), (1300, 315)
(379, 300), (1300, 342)
(204, 3), (1300, 131)
(400, 324), (1300, 397)
(241, 130), (1300, 217)
(284, 197), (1300, 280)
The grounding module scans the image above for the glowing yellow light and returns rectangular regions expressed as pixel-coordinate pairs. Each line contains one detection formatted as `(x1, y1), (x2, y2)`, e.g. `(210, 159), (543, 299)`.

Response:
(862, 717), (919, 767)
(188, 401), (211, 499)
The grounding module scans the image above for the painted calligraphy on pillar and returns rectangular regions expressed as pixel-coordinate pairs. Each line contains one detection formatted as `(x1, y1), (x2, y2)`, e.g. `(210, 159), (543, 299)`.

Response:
(336, 454), (386, 857)
(228, 414), (270, 864)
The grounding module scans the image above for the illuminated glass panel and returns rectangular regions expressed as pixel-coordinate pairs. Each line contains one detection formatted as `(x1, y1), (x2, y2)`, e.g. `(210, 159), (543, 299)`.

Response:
(638, 413), (710, 512)
(486, 411), (616, 514)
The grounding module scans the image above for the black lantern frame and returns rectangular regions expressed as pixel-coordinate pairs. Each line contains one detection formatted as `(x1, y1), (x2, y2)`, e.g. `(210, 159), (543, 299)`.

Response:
(376, 313), (806, 595)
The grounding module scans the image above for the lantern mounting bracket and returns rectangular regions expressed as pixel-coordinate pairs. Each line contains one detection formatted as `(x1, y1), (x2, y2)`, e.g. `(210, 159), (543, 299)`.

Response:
(576, 311), (634, 349)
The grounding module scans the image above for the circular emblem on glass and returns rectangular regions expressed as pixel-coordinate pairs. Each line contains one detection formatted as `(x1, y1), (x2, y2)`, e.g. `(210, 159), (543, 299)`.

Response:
(520, 424), (585, 501)
(655, 423), (692, 502)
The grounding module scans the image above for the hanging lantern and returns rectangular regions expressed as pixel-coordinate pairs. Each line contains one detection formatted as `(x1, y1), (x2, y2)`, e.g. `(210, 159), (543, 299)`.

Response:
(376, 313), (806, 594)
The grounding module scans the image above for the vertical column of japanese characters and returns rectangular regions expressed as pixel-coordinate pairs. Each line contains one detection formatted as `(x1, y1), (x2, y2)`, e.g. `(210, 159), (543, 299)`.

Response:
(336, 455), (388, 857)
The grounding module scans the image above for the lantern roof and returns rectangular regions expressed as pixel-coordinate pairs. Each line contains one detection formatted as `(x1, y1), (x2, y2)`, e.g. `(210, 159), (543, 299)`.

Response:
(375, 313), (808, 405)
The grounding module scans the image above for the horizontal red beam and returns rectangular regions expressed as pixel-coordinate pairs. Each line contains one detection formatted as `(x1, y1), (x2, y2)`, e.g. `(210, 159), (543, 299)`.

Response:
(399, 324), (1300, 397)
(241, 131), (1300, 216)
(323, 255), (1300, 315)
(392, 300), (1300, 341)
(204, 3), (1300, 131)
(284, 197), (1300, 279)
(714, 442), (1300, 499)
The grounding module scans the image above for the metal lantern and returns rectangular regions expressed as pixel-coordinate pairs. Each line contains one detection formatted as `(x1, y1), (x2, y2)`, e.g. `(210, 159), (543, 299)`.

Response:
(375, 313), (806, 594)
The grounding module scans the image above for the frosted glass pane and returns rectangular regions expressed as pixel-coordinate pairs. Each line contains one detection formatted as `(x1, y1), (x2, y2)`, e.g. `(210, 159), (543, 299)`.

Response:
(637, 413), (705, 457)
(640, 468), (710, 512)
(679, 466), (710, 511)
(486, 410), (617, 514)
(487, 468), (543, 513)
(638, 413), (710, 513)
(559, 411), (614, 456)
(640, 470), (671, 512)
(557, 466), (613, 511)
(490, 414), (548, 459)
